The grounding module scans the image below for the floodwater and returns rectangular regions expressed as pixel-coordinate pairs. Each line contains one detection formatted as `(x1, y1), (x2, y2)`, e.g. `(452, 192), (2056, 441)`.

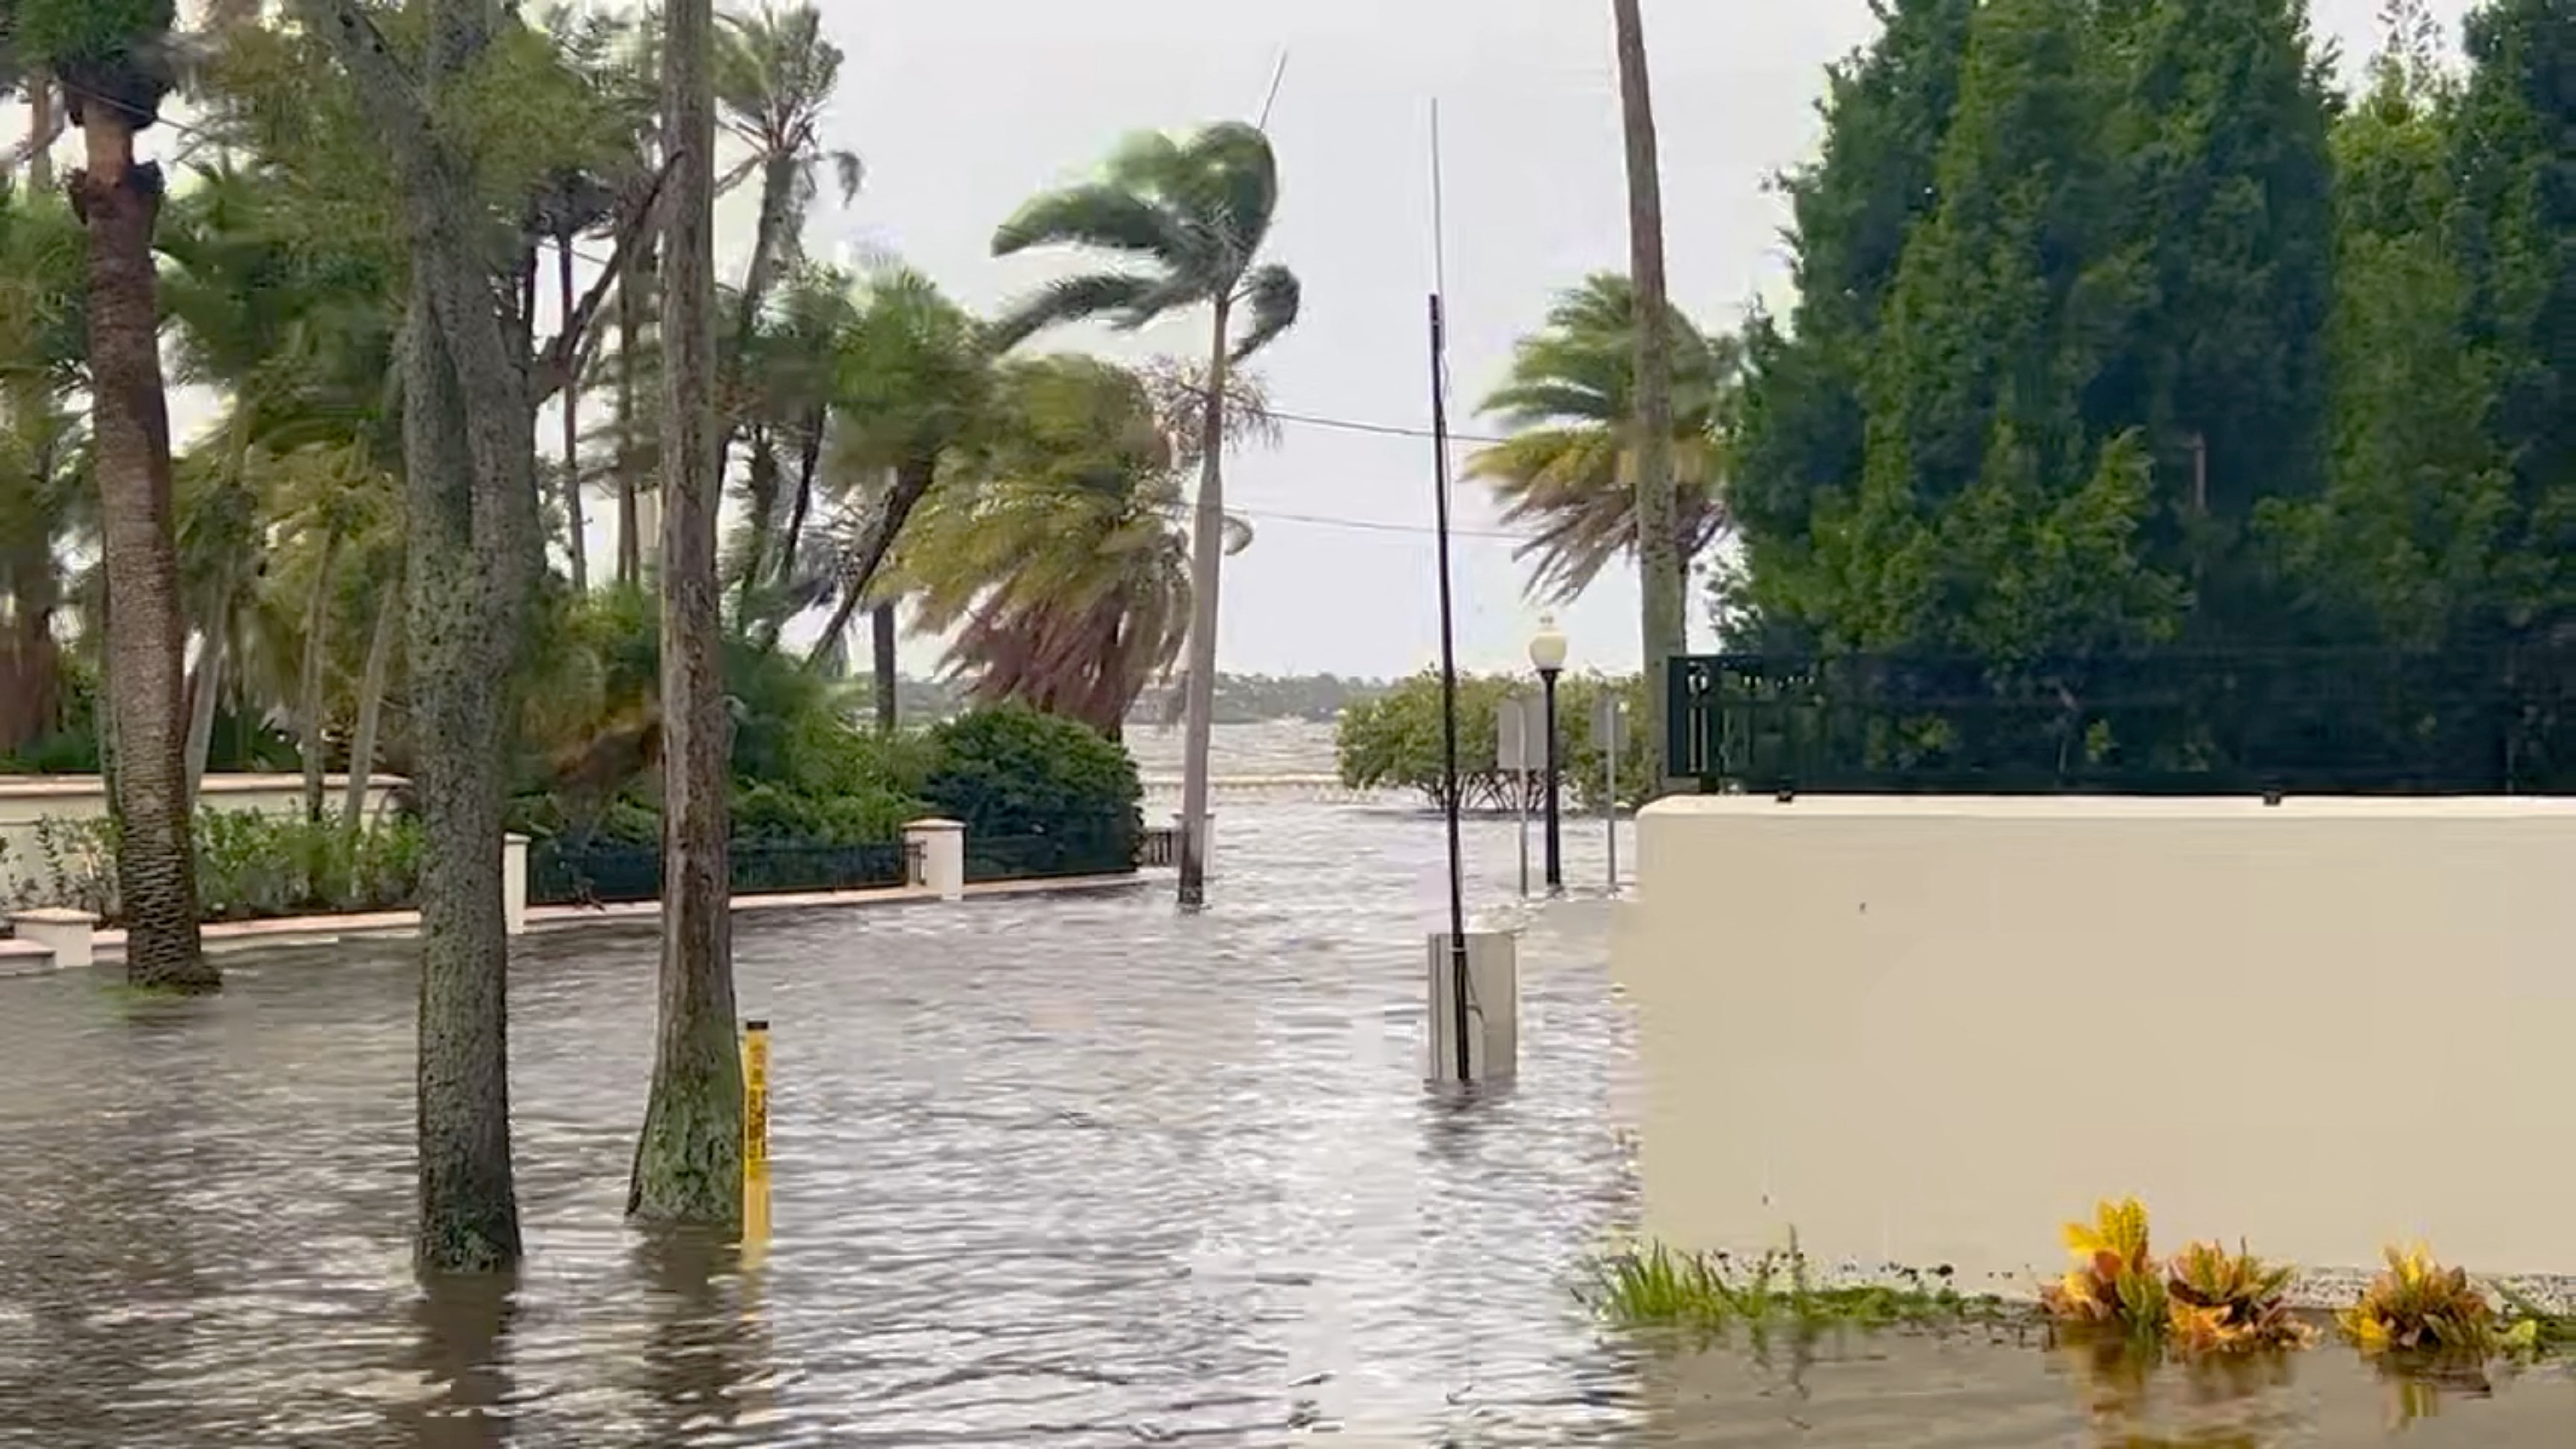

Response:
(1, 740), (2571, 1446)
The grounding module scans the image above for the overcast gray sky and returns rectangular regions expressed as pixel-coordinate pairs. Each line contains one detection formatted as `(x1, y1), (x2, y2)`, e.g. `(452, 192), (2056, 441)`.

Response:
(128, 0), (2469, 682)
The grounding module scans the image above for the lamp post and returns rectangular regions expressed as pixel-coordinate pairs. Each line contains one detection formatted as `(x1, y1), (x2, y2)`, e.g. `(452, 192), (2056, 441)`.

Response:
(1529, 615), (1568, 894)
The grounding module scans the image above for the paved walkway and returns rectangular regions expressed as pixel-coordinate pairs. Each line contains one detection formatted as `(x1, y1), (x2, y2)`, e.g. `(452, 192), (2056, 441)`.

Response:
(66, 871), (1165, 963)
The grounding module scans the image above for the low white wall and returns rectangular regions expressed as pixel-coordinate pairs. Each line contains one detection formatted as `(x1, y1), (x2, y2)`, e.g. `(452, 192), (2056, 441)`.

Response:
(0, 774), (408, 897)
(1611, 794), (2576, 1287)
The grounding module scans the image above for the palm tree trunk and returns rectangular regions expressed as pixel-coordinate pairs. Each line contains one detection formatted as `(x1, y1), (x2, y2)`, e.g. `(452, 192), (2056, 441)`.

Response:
(615, 244), (647, 586)
(801, 456), (936, 670)
(1613, 0), (1684, 797)
(25, 72), (57, 194)
(75, 105), (214, 990)
(342, 578), (400, 841)
(775, 415), (821, 590)
(298, 530), (343, 823)
(183, 629), (221, 800)
(871, 601), (897, 733)
(1175, 301), (1231, 907)
(629, 0), (744, 1232)
(734, 436), (779, 619)
(560, 239), (588, 592)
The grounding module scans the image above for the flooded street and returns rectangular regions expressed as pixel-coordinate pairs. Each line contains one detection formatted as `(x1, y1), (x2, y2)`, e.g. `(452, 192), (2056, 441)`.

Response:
(0, 730), (2571, 1445)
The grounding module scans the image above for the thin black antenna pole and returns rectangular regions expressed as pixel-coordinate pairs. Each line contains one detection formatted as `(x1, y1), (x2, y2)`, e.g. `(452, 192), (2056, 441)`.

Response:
(1427, 104), (1470, 1085)
(1431, 293), (1470, 1086)
(1255, 49), (1291, 131)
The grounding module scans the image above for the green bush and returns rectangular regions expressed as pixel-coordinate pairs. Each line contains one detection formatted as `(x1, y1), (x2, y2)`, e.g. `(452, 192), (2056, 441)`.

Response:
(921, 705), (1141, 844)
(1336, 670), (1652, 811)
(2, 809), (426, 924)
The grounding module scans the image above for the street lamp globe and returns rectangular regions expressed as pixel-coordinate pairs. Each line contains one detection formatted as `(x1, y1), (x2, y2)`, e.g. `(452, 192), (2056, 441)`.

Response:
(1528, 615), (1569, 675)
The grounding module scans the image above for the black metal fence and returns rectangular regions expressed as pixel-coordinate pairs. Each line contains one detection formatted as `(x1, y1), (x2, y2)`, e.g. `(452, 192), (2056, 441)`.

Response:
(1667, 648), (2576, 796)
(1135, 825), (1178, 869)
(965, 823), (1140, 884)
(530, 838), (918, 908)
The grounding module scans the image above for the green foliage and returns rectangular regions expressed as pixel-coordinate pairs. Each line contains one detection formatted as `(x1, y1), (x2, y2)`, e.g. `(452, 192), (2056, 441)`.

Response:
(1469, 274), (1738, 603)
(2, 809), (424, 922)
(1334, 670), (1651, 811)
(919, 704), (1141, 843)
(1733, 0), (2341, 660)
(1587, 1237), (2001, 1333)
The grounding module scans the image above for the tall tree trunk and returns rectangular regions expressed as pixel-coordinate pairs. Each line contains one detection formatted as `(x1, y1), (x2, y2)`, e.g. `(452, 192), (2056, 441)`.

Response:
(614, 239), (649, 586)
(1613, 0), (1684, 797)
(1, 567), (61, 755)
(343, 570), (400, 843)
(802, 457), (935, 671)
(775, 415), (821, 591)
(560, 239), (588, 592)
(184, 623), (224, 802)
(298, 530), (343, 823)
(301, 0), (544, 1274)
(734, 436), (779, 619)
(25, 72), (58, 194)
(629, 0), (743, 1232)
(75, 106), (214, 990)
(1175, 301), (1231, 908)
(871, 601), (897, 734)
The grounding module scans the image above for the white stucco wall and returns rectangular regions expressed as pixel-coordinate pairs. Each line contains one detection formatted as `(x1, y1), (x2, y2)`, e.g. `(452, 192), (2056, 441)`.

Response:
(0, 774), (408, 898)
(1611, 794), (2576, 1289)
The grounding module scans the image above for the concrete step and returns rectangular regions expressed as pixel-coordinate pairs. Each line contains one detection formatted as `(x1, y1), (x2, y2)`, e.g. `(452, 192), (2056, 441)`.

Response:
(0, 938), (57, 977)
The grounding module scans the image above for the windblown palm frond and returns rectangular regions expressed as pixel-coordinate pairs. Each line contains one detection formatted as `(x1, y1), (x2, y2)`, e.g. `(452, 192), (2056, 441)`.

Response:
(1467, 272), (1740, 604)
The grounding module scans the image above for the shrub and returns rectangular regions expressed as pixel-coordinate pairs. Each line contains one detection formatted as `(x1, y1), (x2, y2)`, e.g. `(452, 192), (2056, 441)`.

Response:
(6, 809), (425, 924)
(2042, 1198), (2168, 1335)
(2165, 1240), (2314, 1352)
(921, 705), (1140, 844)
(2338, 1245), (2497, 1356)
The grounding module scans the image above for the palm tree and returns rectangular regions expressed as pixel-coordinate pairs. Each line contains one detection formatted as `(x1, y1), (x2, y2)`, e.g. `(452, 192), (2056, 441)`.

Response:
(799, 267), (991, 701)
(23, 0), (216, 989)
(894, 356), (1201, 735)
(715, 3), (859, 352)
(991, 122), (1301, 906)
(1469, 273), (1738, 604)
(1612, 0), (1684, 794)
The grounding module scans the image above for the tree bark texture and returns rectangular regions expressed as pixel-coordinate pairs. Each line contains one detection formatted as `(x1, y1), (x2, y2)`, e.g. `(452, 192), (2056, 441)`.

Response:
(75, 109), (214, 993)
(301, 0), (543, 1273)
(871, 602), (897, 734)
(629, 0), (745, 1233)
(1612, 0), (1685, 796)
(1175, 301), (1231, 907)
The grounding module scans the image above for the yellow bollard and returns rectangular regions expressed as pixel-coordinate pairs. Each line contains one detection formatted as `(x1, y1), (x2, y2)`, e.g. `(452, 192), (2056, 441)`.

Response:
(742, 1018), (771, 1253)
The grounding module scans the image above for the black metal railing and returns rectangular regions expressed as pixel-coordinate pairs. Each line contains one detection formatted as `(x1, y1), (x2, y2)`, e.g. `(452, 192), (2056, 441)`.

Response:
(964, 823), (1140, 884)
(530, 838), (915, 908)
(1667, 648), (2576, 796)
(1136, 825), (1178, 869)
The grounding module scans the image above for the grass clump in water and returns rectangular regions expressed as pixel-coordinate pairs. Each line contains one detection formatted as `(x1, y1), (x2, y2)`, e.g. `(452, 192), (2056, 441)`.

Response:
(1586, 1235), (2006, 1333)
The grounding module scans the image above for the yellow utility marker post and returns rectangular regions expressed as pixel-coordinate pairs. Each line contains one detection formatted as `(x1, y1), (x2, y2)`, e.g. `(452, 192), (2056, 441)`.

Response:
(742, 1018), (771, 1255)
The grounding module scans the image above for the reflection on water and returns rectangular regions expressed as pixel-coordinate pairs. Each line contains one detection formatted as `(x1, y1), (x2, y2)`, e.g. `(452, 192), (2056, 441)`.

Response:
(0, 802), (2570, 1446)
